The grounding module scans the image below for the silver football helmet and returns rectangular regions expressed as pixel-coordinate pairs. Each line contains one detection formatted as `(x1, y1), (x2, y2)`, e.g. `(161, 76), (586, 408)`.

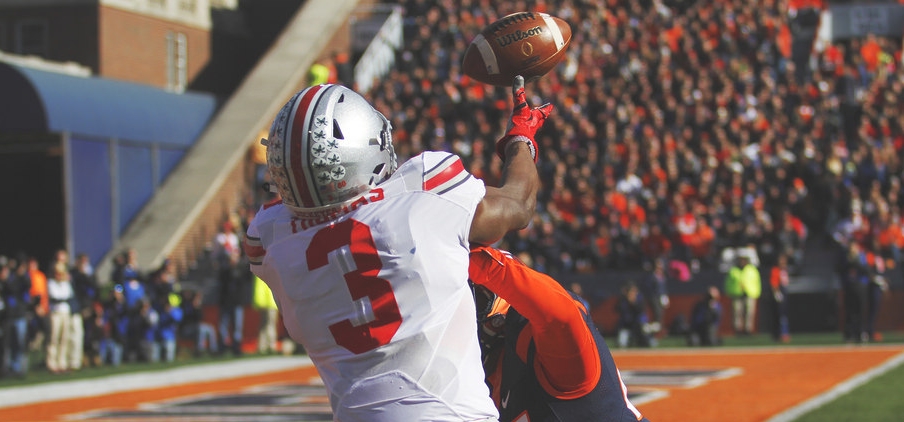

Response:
(264, 84), (397, 214)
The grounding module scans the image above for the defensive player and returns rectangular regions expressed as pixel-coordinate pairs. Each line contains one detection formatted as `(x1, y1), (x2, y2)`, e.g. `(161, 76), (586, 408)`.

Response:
(243, 76), (551, 422)
(469, 246), (650, 422)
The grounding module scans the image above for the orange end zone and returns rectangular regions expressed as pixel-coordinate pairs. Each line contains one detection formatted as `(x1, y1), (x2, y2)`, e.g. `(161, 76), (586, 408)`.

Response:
(1, 345), (902, 422)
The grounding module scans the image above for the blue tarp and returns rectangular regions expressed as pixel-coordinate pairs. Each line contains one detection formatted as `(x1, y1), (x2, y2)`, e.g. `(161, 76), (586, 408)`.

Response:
(0, 61), (219, 264)
(0, 62), (216, 145)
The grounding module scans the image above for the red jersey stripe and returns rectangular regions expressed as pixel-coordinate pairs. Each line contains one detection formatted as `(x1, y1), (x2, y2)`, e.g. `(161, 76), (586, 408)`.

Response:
(424, 156), (466, 191)
(242, 234), (265, 264)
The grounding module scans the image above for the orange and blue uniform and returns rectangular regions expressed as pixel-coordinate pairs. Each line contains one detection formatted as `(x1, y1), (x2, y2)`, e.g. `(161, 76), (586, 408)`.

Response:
(469, 246), (648, 422)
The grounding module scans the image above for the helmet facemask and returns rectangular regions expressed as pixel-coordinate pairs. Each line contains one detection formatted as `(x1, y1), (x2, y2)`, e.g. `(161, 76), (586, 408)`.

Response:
(471, 283), (510, 365)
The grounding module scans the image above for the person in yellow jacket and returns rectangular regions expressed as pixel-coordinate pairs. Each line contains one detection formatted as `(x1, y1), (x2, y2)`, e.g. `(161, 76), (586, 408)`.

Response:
(252, 275), (279, 354)
(724, 254), (762, 335)
(307, 61), (332, 87)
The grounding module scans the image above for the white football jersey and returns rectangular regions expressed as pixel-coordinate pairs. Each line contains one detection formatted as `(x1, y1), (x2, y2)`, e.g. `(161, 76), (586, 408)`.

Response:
(245, 152), (498, 422)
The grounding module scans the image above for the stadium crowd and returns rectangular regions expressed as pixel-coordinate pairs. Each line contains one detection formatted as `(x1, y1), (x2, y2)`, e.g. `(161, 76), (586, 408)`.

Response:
(0, 216), (266, 379)
(4, 0), (904, 377)
(366, 0), (901, 344)
(366, 0), (903, 280)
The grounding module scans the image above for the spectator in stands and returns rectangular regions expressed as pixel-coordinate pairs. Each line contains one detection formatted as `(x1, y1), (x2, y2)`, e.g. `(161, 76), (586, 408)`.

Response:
(252, 275), (279, 355)
(331, 51), (353, 86)
(217, 252), (250, 357)
(615, 281), (653, 348)
(1, 259), (31, 378)
(26, 256), (48, 352)
(111, 248), (143, 289)
(99, 284), (128, 366)
(180, 289), (218, 357)
(589, 223), (614, 270)
(307, 60), (333, 87)
(156, 296), (183, 363)
(724, 253), (762, 335)
(866, 274), (889, 343)
(71, 253), (100, 367)
(1, 263), (10, 377)
(769, 254), (792, 343)
(109, 250), (126, 286)
(640, 225), (672, 270)
(687, 215), (717, 272)
(859, 33), (882, 77)
(50, 249), (69, 274)
(148, 258), (180, 310)
(60, 251), (83, 372)
(214, 220), (241, 263)
(641, 260), (670, 338)
(864, 240), (888, 343)
(775, 212), (806, 274)
(46, 265), (74, 374)
(836, 241), (872, 343)
(84, 299), (105, 367)
(137, 298), (159, 362)
(117, 249), (147, 313)
(123, 287), (151, 363)
(687, 286), (723, 347)
(876, 210), (903, 260)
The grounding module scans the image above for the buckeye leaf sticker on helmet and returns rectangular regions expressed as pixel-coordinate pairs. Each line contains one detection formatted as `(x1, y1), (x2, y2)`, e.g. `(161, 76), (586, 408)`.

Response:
(263, 84), (398, 215)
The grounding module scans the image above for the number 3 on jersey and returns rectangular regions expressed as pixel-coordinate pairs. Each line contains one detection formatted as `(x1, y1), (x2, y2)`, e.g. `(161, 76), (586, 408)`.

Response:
(306, 219), (402, 354)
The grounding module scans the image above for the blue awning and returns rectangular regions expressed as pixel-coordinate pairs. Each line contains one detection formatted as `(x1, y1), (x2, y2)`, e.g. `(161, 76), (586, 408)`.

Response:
(0, 61), (217, 146)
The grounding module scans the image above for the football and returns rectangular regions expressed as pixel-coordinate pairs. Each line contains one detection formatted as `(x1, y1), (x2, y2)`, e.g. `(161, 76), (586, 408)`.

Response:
(462, 12), (572, 86)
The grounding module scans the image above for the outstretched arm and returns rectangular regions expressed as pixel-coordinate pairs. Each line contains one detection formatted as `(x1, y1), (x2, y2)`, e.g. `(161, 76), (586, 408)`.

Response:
(469, 76), (552, 245)
(469, 247), (601, 398)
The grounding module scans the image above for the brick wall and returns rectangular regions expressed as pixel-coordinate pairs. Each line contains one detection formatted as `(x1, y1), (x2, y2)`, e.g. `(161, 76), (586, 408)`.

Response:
(99, 5), (210, 89)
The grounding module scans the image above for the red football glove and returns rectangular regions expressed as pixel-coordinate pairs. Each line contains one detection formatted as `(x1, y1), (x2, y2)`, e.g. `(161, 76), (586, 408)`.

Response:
(495, 75), (554, 163)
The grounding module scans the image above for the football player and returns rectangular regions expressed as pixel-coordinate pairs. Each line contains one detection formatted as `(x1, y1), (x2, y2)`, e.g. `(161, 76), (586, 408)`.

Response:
(469, 246), (650, 422)
(243, 76), (551, 422)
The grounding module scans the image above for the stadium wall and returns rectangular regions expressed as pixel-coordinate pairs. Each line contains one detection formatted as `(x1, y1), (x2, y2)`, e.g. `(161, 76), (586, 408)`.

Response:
(578, 269), (904, 336)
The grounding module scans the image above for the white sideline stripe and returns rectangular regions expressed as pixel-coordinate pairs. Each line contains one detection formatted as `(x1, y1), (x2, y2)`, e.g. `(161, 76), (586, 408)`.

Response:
(766, 349), (904, 422)
(0, 355), (314, 409)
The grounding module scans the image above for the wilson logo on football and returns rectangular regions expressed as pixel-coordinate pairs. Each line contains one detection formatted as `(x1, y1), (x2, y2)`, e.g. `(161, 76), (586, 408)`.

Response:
(495, 26), (543, 48)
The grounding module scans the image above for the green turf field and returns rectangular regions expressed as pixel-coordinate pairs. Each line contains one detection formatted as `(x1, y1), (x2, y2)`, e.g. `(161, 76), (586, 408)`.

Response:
(792, 358), (904, 422)
(654, 331), (904, 422)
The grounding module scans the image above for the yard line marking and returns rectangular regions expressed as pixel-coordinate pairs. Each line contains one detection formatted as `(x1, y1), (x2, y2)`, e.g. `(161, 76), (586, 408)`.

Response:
(0, 356), (314, 409)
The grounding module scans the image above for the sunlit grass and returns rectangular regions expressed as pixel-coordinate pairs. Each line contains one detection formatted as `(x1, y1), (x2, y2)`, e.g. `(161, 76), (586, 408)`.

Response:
(792, 359), (904, 422)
